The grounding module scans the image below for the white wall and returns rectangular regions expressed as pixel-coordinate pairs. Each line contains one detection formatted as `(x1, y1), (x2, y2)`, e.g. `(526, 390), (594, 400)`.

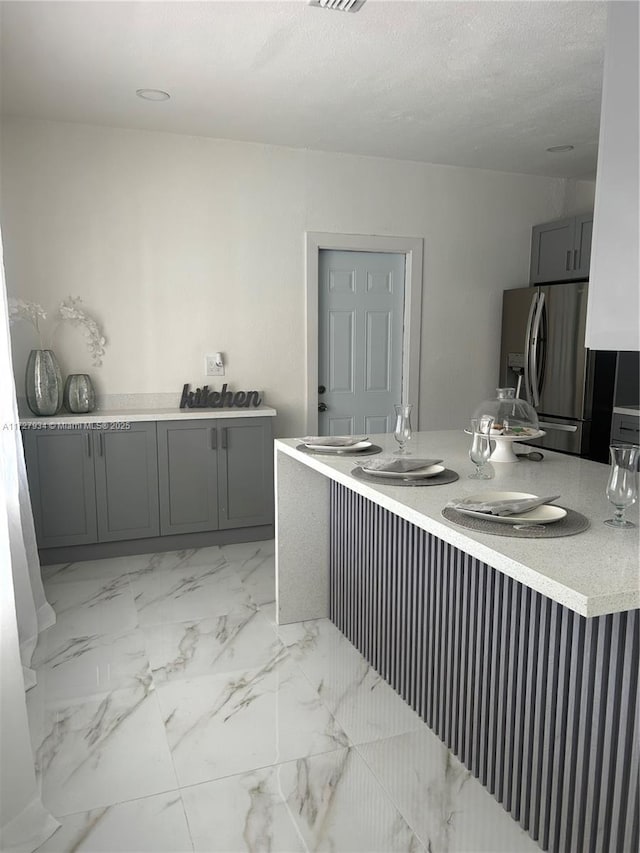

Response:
(586, 1), (639, 352)
(1, 117), (576, 437)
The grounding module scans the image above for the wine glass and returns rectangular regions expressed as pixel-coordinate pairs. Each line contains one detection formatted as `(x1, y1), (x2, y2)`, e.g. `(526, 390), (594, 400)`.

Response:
(604, 444), (639, 528)
(393, 404), (413, 455)
(469, 416), (494, 479)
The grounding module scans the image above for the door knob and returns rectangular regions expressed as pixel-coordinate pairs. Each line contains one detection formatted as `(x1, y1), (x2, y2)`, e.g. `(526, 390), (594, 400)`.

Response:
(318, 402), (328, 412)
(318, 385), (326, 394)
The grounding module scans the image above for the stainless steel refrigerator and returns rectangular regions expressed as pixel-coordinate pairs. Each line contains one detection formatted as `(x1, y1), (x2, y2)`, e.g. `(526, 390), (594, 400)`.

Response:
(499, 282), (616, 461)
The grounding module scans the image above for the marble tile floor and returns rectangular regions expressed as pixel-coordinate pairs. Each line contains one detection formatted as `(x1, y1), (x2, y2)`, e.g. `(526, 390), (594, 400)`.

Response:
(30, 540), (541, 853)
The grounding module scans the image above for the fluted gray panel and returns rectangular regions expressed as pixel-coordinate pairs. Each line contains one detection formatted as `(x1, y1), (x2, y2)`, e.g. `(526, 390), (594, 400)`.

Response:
(329, 482), (639, 853)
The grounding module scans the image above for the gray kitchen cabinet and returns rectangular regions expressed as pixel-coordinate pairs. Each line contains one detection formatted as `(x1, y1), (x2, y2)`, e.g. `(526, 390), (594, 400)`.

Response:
(23, 428), (97, 549)
(611, 411), (640, 447)
(23, 422), (159, 548)
(218, 418), (274, 529)
(157, 421), (219, 535)
(157, 417), (273, 536)
(530, 213), (593, 284)
(94, 423), (159, 541)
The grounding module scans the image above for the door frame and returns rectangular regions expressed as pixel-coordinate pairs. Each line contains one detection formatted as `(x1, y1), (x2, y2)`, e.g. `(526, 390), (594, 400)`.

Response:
(305, 231), (423, 434)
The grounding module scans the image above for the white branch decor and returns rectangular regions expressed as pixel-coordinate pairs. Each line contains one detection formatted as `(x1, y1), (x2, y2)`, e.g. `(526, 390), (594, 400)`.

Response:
(8, 295), (107, 367)
(7, 298), (47, 348)
(58, 297), (107, 367)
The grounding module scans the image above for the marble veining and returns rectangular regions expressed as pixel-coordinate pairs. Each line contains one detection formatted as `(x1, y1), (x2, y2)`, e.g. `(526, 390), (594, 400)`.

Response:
(181, 747), (424, 853)
(156, 649), (350, 787)
(34, 791), (193, 853)
(31, 538), (542, 852)
(34, 681), (177, 816)
(357, 729), (540, 852)
(142, 603), (282, 683)
(130, 557), (249, 627)
(33, 627), (150, 702)
(277, 618), (424, 745)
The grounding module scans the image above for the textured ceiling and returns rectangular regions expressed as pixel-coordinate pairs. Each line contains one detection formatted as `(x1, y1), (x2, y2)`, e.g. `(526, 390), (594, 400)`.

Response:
(0, 0), (607, 178)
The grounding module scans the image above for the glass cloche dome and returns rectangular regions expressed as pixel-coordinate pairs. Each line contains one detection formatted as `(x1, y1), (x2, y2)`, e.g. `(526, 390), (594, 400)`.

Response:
(471, 388), (539, 435)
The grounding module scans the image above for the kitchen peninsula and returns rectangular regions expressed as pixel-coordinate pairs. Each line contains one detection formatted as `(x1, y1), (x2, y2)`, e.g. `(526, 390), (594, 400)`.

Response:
(275, 431), (639, 853)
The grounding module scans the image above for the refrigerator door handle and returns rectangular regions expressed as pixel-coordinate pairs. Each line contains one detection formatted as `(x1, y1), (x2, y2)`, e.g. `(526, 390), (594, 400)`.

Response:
(523, 291), (538, 405)
(538, 420), (579, 433)
(530, 291), (545, 408)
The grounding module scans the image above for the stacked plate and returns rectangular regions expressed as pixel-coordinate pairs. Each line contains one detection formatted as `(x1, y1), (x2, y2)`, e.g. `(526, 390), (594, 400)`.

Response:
(301, 435), (373, 453)
(358, 457), (445, 481)
(448, 491), (566, 525)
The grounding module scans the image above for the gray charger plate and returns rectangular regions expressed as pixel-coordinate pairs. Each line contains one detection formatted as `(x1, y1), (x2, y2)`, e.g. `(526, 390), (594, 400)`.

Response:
(296, 443), (383, 457)
(351, 467), (459, 486)
(442, 506), (590, 538)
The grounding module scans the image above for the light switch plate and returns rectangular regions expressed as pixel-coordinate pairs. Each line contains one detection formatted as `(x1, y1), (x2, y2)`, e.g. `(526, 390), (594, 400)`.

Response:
(205, 355), (224, 376)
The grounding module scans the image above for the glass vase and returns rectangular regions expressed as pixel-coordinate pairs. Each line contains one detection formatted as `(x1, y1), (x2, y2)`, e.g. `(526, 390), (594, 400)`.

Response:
(25, 349), (63, 416)
(64, 374), (96, 414)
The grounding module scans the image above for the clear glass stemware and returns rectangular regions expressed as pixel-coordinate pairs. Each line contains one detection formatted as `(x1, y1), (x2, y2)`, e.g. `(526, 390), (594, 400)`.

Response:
(469, 415), (495, 479)
(604, 444), (639, 529)
(393, 404), (413, 455)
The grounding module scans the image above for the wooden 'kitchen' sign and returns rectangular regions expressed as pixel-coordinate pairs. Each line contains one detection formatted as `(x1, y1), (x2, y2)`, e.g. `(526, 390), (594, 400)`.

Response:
(180, 383), (262, 409)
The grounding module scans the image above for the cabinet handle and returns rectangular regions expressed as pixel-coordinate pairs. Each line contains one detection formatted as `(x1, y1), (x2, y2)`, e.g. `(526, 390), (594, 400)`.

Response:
(99, 433), (104, 456)
(566, 250), (571, 271)
(573, 248), (578, 270)
(222, 427), (228, 449)
(210, 428), (217, 450)
(86, 433), (92, 458)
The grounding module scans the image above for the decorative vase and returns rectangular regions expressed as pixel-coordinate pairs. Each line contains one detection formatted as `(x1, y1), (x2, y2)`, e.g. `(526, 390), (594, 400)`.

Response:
(25, 349), (63, 416)
(64, 374), (97, 414)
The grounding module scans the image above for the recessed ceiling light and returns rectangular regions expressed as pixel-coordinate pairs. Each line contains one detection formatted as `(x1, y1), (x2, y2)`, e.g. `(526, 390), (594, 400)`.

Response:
(136, 89), (170, 102)
(546, 145), (575, 153)
(308, 0), (367, 12)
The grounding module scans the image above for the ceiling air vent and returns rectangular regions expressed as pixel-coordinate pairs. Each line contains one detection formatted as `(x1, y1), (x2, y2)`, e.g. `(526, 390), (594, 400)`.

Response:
(309, 0), (367, 12)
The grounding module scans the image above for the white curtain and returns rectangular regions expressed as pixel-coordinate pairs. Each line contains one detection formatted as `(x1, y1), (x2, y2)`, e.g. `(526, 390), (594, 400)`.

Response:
(0, 231), (59, 849)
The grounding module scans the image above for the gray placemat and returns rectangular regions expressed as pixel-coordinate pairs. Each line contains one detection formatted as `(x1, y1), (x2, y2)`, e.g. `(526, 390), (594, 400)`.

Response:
(441, 506), (590, 538)
(296, 443), (383, 457)
(351, 467), (459, 487)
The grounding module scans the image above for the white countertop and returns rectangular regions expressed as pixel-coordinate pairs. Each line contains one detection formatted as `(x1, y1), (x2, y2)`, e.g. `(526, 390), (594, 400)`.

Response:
(275, 431), (640, 618)
(20, 406), (277, 426)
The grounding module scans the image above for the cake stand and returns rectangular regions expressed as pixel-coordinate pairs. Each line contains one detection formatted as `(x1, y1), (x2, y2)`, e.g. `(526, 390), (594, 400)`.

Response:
(488, 431), (546, 463)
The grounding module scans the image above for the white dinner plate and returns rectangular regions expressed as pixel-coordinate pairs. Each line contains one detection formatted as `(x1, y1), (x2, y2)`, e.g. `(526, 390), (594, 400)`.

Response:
(361, 463), (445, 480)
(302, 435), (367, 447)
(305, 440), (372, 452)
(453, 490), (567, 525)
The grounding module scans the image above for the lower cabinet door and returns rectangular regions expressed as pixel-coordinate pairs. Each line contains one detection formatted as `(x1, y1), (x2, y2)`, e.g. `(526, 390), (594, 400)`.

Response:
(22, 428), (98, 548)
(218, 418), (274, 529)
(94, 423), (160, 542)
(157, 421), (219, 535)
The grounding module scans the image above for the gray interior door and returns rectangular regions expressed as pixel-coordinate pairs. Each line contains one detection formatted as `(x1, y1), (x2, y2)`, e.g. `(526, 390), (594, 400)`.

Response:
(318, 249), (405, 435)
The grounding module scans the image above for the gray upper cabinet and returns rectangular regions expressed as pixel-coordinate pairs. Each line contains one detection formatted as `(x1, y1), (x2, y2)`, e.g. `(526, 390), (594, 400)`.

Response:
(573, 214), (593, 280)
(94, 423), (159, 541)
(530, 213), (593, 284)
(157, 420), (220, 535)
(157, 417), (274, 535)
(218, 418), (274, 529)
(23, 428), (97, 548)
